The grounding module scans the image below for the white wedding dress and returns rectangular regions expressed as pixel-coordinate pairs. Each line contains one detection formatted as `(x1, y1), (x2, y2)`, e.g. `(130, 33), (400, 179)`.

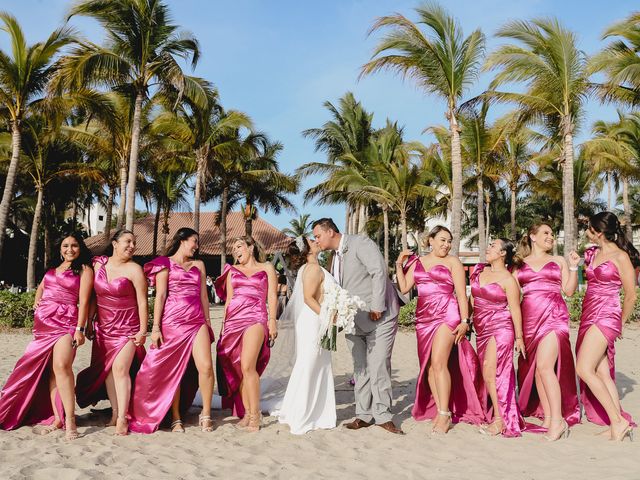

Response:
(262, 264), (337, 435)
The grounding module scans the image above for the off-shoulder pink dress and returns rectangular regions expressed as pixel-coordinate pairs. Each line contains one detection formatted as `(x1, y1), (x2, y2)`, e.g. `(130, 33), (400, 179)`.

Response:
(470, 264), (524, 437)
(576, 247), (635, 426)
(516, 261), (580, 427)
(76, 256), (146, 408)
(0, 269), (81, 430)
(215, 264), (270, 418)
(409, 257), (485, 425)
(129, 256), (213, 433)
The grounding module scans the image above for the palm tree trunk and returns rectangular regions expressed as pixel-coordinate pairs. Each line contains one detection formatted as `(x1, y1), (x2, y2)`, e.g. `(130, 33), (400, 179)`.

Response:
(562, 127), (576, 258)
(510, 185), (517, 238)
(27, 187), (44, 291)
(220, 186), (229, 274)
(71, 201), (78, 230)
(0, 120), (23, 262)
(383, 206), (389, 268)
(449, 111), (463, 256)
(358, 204), (367, 234)
(125, 92), (144, 231)
(400, 209), (408, 251)
(44, 220), (51, 268)
(161, 208), (170, 253)
(345, 205), (351, 235)
(86, 205), (92, 235)
(103, 185), (115, 243)
(607, 175), (613, 211)
(622, 176), (632, 240)
(193, 151), (205, 232)
(245, 217), (253, 237)
(485, 195), (491, 247)
(352, 204), (360, 234)
(152, 201), (161, 256)
(116, 155), (127, 230)
(476, 175), (486, 263)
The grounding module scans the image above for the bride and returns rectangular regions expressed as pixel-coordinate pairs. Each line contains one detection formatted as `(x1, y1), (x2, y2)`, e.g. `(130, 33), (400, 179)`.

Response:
(262, 236), (337, 434)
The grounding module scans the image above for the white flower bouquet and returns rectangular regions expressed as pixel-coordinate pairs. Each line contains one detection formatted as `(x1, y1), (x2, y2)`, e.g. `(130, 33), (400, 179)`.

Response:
(317, 283), (366, 351)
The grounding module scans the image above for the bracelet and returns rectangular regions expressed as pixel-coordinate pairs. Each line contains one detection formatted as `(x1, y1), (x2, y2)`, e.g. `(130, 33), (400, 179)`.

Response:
(569, 266), (578, 272)
(75, 326), (85, 333)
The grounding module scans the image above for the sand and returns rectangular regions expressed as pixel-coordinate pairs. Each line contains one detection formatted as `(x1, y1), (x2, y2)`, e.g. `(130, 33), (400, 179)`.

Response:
(0, 307), (638, 480)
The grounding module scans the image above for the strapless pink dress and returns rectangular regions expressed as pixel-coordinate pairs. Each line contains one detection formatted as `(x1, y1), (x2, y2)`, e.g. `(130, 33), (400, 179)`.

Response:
(129, 256), (213, 433)
(215, 264), (270, 418)
(516, 262), (580, 427)
(75, 256), (146, 408)
(0, 269), (80, 430)
(576, 247), (635, 426)
(409, 258), (485, 425)
(470, 264), (523, 437)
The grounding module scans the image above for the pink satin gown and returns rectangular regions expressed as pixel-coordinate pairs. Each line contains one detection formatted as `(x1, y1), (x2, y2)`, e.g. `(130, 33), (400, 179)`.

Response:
(0, 269), (80, 430)
(576, 247), (635, 426)
(129, 256), (213, 434)
(75, 256), (146, 408)
(409, 258), (485, 425)
(215, 264), (270, 418)
(516, 262), (580, 428)
(470, 264), (524, 437)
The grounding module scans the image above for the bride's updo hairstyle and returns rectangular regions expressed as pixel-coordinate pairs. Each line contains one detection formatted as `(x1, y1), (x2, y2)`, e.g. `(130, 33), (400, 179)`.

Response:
(287, 237), (310, 272)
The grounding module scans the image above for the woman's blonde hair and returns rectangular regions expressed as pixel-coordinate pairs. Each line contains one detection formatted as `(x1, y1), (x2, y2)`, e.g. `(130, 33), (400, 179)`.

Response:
(513, 222), (552, 266)
(232, 235), (265, 262)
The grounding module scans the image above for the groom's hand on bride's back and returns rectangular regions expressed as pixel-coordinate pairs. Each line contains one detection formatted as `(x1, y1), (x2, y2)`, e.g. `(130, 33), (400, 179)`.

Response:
(369, 311), (383, 321)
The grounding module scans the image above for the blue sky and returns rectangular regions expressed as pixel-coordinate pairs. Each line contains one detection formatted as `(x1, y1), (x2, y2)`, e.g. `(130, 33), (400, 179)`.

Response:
(1, 0), (637, 230)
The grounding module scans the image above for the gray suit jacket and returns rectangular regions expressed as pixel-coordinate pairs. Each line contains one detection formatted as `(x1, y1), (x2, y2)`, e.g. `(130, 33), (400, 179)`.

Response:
(336, 234), (400, 333)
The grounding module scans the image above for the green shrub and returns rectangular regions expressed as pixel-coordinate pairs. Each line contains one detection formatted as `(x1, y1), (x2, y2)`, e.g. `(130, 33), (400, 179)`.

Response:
(0, 291), (36, 329)
(398, 297), (417, 327)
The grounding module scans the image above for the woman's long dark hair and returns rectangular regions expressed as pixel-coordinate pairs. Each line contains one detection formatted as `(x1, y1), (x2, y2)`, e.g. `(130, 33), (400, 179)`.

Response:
(589, 211), (640, 267)
(49, 232), (93, 275)
(498, 238), (516, 269)
(103, 228), (134, 256)
(286, 237), (310, 272)
(164, 227), (199, 257)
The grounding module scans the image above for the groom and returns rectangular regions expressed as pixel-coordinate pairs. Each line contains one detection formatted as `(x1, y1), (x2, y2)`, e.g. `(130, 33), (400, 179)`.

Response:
(312, 218), (402, 434)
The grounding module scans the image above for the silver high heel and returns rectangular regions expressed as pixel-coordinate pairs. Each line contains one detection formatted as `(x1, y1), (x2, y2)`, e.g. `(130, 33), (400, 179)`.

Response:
(544, 419), (569, 441)
(432, 410), (452, 434)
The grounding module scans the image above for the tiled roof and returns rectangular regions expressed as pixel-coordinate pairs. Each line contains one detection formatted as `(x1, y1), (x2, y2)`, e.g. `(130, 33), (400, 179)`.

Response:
(85, 211), (292, 256)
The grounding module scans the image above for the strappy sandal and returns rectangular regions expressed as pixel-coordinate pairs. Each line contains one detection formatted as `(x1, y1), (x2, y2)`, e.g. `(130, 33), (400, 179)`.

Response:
(544, 418), (569, 441)
(65, 429), (82, 441)
(33, 422), (62, 436)
(479, 418), (505, 436)
(170, 419), (185, 433)
(432, 410), (452, 435)
(244, 412), (262, 433)
(199, 415), (214, 432)
(114, 416), (129, 436)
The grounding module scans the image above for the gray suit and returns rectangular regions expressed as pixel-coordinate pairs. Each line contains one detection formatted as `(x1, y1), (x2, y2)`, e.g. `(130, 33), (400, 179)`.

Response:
(335, 234), (399, 424)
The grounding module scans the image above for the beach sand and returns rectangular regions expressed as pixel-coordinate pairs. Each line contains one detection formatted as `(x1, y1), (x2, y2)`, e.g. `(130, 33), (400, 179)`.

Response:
(0, 307), (638, 480)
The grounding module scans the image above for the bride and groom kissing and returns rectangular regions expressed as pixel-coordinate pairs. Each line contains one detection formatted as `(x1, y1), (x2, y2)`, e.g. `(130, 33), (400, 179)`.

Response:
(271, 217), (403, 435)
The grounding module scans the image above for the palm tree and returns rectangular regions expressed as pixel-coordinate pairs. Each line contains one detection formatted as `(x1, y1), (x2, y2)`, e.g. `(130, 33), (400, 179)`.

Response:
(484, 17), (591, 257)
(360, 2), (485, 255)
(0, 13), (75, 262)
(590, 12), (640, 106)
(283, 213), (313, 238)
(56, 0), (205, 231)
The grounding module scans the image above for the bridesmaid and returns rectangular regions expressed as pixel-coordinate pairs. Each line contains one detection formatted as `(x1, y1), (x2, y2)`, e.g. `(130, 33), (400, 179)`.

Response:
(470, 239), (525, 437)
(215, 236), (278, 432)
(75, 229), (147, 435)
(0, 233), (93, 440)
(576, 212), (637, 441)
(129, 227), (215, 433)
(513, 222), (581, 441)
(396, 226), (484, 434)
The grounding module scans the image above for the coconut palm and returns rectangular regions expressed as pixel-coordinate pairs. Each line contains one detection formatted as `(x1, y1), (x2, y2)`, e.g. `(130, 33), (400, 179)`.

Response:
(0, 13), (76, 262)
(484, 17), (591, 256)
(56, 0), (205, 231)
(282, 213), (313, 238)
(360, 2), (485, 255)
(590, 12), (640, 106)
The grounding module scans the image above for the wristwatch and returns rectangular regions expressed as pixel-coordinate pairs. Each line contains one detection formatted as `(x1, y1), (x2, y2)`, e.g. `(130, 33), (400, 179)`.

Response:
(461, 318), (472, 326)
(75, 326), (85, 333)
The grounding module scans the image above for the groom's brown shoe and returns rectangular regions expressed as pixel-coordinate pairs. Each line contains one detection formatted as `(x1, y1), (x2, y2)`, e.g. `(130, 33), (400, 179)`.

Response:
(345, 418), (374, 430)
(377, 421), (404, 435)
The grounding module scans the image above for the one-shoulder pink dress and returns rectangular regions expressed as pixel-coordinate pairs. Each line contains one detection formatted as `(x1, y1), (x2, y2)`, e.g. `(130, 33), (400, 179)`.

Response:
(129, 256), (213, 433)
(576, 247), (635, 426)
(516, 262), (580, 427)
(0, 269), (80, 430)
(470, 264), (524, 437)
(409, 258), (485, 425)
(215, 264), (270, 418)
(75, 256), (146, 408)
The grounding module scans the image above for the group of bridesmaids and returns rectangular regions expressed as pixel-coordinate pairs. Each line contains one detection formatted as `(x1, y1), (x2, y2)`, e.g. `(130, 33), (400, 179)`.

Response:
(0, 227), (277, 439)
(396, 211), (636, 441)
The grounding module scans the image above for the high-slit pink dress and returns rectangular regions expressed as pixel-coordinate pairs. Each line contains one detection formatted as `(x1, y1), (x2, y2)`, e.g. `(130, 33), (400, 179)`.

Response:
(129, 256), (213, 433)
(576, 247), (635, 426)
(0, 269), (81, 430)
(75, 256), (146, 409)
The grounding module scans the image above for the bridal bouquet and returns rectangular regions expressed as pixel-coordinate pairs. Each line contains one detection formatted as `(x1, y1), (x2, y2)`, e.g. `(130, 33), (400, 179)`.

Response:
(318, 283), (366, 351)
